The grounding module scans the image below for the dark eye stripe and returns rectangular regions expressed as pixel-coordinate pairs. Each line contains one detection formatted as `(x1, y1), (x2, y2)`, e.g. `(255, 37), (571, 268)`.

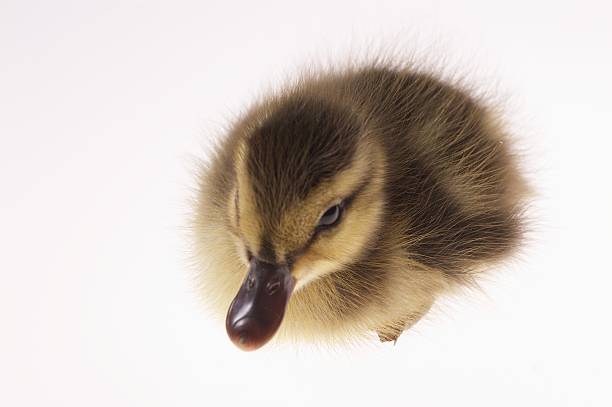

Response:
(285, 176), (373, 262)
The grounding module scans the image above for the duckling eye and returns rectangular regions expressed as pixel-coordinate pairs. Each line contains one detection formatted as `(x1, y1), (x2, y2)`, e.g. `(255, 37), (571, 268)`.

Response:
(317, 202), (343, 228)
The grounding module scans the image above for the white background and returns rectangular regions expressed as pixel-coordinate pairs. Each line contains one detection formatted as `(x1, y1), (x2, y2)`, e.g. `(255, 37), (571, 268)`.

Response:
(1, 1), (611, 406)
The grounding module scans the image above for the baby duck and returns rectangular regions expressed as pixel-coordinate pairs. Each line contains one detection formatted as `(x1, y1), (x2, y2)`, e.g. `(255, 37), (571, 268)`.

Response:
(193, 63), (527, 351)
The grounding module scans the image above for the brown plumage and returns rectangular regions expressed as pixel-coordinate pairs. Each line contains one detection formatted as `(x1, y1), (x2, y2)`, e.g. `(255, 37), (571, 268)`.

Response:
(192, 61), (527, 351)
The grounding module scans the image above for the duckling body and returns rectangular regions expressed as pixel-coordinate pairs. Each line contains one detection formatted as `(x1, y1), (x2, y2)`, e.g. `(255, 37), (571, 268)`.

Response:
(194, 64), (526, 350)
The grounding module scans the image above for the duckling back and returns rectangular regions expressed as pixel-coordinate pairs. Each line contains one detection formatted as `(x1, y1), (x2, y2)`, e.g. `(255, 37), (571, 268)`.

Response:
(344, 67), (526, 274)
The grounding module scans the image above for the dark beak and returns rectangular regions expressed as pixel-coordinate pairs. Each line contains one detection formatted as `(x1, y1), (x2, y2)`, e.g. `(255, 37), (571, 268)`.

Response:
(225, 257), (295, 351)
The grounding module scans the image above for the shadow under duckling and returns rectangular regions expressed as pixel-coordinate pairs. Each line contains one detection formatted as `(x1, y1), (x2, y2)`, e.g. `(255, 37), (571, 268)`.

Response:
(193, 62), (528, 351)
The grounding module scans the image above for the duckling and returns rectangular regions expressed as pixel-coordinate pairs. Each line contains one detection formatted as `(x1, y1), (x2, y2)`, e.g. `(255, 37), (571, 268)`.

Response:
(193, 62), (527, 351)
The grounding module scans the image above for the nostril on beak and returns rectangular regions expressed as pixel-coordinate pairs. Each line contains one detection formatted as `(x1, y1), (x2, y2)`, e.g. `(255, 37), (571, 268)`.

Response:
(266, 279), (281, 295)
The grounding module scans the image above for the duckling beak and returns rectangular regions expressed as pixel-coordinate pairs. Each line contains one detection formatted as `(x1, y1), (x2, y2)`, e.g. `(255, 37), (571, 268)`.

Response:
(225, 258), (295, 351)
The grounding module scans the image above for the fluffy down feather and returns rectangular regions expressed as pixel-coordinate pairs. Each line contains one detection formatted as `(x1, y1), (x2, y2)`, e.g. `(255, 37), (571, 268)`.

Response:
(192, 60), (528, 348)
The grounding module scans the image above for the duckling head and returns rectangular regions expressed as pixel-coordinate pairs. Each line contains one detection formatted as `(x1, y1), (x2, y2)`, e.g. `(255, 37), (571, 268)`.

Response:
(225, 96), (385, 351)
